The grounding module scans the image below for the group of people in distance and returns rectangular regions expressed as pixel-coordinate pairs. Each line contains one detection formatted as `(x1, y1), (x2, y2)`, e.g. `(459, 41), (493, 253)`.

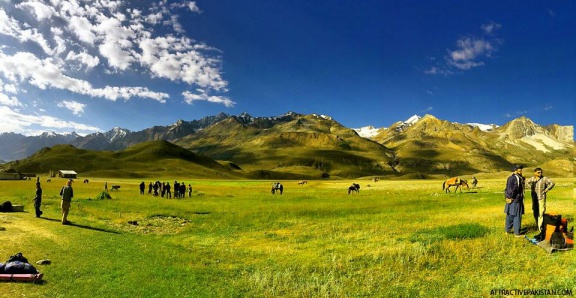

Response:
(144, 180), (192, 198)
(504, 165), (555, 237)
(31, 166), (556, 233)
(33, 179), (194, 225)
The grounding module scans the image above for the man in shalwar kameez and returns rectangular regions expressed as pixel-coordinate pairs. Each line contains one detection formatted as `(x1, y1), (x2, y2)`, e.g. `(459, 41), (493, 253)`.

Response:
(505, 165), (525, 237)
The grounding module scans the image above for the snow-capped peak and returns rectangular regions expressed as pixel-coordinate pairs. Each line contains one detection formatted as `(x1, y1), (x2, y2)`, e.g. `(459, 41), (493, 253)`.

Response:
(106, 127), (129, 142)
(354, 126), (381, 138)
(312, 113), (333, 120)
(404, 115), (421, 125)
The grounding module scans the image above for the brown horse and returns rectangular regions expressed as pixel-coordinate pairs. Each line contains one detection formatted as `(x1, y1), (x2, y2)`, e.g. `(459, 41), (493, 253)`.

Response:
(442, 177), (469, 193)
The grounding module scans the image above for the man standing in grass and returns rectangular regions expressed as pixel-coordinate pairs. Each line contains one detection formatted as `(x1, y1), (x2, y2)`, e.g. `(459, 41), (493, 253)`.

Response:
(60, 179), (74, 225)
(33, 182), (43, 218)
(504, 165), (525, 237)
(525, 167), (555, 231)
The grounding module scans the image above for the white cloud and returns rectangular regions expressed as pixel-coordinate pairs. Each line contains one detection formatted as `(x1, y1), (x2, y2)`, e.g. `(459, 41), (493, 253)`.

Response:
(0, 0), (233, 134)
(0, 93), (22, 107)
(182, 90), (235, 107)
(57, 100), (86, 116)
(481, 22), (501, 35)
(425, 22), (501, 75)
(0, 105), (99, 135)
(0, 51), (168, 102)
(448, 38), (495, 70)
(0, 9), (59, 55)
(15, 1), (56, 21)
(65, 51), (100, 70)
(188, 2), (201, 13)
(4, 0), (229, 98)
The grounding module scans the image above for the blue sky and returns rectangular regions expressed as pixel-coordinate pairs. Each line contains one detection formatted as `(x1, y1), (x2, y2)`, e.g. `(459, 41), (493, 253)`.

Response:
(0, 0), (574, 136)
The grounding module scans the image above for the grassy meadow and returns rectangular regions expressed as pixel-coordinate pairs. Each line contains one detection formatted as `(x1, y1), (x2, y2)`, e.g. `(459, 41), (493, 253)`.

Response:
(1, 175), (575, 297)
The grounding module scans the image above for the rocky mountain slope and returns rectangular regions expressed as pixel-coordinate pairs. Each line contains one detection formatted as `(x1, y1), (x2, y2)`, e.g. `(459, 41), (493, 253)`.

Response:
(0, 112), (573, 178)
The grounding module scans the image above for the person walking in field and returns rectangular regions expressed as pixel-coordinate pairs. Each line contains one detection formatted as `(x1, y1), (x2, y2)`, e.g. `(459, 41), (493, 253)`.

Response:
(33, 182), (43, 217)
(525, 167), (555, 231)
(504, 165), (525, 237)
(60, 179), (74, 225)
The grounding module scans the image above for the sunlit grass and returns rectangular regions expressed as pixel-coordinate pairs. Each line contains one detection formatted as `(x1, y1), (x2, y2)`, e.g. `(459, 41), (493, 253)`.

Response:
(0, 176), (574, 297)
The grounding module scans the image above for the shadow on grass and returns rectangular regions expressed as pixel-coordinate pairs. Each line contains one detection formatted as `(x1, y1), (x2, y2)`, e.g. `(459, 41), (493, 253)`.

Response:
(410, 223), (490, 243)
(39, 217), (121, 234)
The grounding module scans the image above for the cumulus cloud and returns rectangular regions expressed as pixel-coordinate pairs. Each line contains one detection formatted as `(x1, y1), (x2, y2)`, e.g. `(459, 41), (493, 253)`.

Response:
(57, 100), (86, 116)
(448, 38), (495, 70)
(65, 50), (100, 70)
(0, 51), (169, 102)
(189, 2), (201, 13)
(0, 0), (229, 104)
(425, 22), (502, 75)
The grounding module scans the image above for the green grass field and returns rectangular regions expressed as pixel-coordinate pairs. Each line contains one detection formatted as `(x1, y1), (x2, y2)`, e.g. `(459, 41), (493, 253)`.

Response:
(1, 176), (575, 297)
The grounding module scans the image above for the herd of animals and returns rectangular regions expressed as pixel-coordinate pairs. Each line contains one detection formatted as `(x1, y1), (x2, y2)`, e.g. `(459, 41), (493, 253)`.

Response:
(43, 177), (476, 195)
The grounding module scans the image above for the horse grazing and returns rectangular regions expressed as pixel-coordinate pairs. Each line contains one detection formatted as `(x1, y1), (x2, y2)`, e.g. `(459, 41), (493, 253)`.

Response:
(348, 183), (360, 194)
(271, 182), (284, 195)
(442, 177), (469, 193)
(298, 180), (308, 185)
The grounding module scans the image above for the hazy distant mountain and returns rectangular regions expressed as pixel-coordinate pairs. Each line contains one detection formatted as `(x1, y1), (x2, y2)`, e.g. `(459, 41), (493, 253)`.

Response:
(1, 141), (242, 179)
(0, 131), (79, 162)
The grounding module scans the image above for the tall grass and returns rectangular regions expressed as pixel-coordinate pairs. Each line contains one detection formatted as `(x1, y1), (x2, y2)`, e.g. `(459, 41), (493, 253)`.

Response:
(0, 176), (574, 297)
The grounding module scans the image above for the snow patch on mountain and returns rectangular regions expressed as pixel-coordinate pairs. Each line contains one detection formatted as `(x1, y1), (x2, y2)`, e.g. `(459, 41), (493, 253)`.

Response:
(467, 123), (499, 131)
(354, 126), (381, 138)
(312, 113), (333, 120)
(521, 134), (568, 153)
(106, 127), (130, 142)
(404, 115), (421, 125)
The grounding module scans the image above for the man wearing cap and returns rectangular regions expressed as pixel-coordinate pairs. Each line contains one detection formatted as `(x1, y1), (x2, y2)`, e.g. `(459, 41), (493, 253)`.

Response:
(60, 179), (74, 225)
(525, 167), (555, 231)
(504, 165), (525, 237)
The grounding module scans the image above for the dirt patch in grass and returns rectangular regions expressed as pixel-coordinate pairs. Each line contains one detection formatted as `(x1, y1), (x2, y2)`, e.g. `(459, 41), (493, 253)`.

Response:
(116, 215), (191, 235)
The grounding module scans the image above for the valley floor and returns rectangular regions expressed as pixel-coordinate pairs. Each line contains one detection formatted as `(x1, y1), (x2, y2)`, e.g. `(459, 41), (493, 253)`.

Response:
(1, 177), (575, 297)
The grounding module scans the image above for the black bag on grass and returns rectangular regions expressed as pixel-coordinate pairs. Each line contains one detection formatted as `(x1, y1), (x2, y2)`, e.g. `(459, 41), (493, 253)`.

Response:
(534, 214), (563, 242)
(551, 231), (567, 249)
(0, 201), (12, 212)
(4, 261), (38, 274)
(7, 252), (28, 263)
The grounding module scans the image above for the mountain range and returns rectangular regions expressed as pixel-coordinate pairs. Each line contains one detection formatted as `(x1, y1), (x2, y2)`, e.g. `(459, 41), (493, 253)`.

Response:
(0, 112), (574, 179)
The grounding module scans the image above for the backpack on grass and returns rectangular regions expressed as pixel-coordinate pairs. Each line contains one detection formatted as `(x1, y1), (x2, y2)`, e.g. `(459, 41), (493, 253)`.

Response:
(536, 214), (573, 247)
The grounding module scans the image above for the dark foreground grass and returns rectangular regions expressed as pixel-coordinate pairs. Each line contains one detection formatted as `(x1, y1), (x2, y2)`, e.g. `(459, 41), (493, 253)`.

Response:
(0, 177), (575, 297)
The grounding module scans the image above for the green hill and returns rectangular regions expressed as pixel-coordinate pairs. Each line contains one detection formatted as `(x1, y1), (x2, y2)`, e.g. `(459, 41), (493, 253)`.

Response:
(1, 141), (243, 179)
(175, 113), (396, 179)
